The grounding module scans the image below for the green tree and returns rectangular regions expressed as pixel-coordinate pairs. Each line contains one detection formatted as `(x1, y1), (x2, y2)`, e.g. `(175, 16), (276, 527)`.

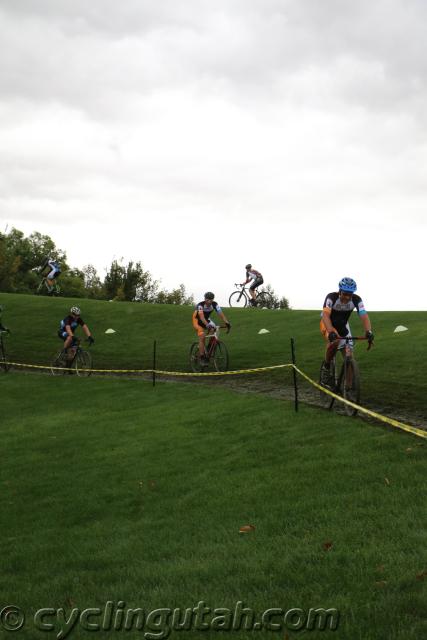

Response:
(103, 260), (159, 302)
(60, 268), (86, 298)
(261, 284), (290, 309)
(82, 264), (104, 299)
(0, 227), (68, 293)
(155, 284), (194, 305)
(104, 260), (126, 300)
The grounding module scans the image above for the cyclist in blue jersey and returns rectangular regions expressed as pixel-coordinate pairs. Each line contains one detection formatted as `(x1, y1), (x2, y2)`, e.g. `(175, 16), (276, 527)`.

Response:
(40, 257), (61, 293)
(58, 306), (94, 357)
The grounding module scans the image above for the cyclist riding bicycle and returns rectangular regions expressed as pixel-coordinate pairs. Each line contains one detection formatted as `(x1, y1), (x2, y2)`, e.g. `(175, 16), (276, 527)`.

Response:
(0, 305), (9, 333)
(192, 292), (231, 365)
(40, 257), (61, 293)
(320, 277), (374, 385)
(58, 306), (94, 358)
(241, 264), (264, 306)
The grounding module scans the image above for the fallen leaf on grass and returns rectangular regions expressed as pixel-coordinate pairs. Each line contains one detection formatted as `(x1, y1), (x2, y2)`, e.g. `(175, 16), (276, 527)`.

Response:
(416, 570), (427, 581)
(406, 447), (413, 453)
(239, 524), (256, 534)
(384, 477), (390, 486)
(375, 581), (388, 587)
(322, 541), (333, 551)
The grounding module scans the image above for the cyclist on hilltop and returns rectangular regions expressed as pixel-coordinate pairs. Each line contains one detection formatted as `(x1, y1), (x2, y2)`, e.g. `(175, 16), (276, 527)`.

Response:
(58, 306), (94, 358)
(192, 292), (231, 365)
(241, 264), (263, 306)
(40, 257), (61, 293)
(320, 277), (374, 384)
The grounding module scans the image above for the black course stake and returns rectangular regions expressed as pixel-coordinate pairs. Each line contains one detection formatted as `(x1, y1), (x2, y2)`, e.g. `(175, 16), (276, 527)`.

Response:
(291, 337), (298, 412)
(152, 340), (157, 387)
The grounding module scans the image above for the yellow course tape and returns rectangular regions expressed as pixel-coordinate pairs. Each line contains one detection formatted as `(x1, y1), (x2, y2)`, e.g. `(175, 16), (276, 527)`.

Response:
(4, 360), (425, 439)
(6, 361), (292, 375)
(293, 365), (427, 440)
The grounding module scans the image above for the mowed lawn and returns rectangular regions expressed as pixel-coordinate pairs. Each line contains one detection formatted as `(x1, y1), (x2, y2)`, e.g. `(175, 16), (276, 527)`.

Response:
(1, 292), (427, 421)
(1, 374), (426, 639)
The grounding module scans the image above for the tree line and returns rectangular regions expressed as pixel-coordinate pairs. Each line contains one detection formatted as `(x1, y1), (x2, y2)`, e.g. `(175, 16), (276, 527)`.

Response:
(0, 227), (289, 308)
(0, 227), (194, 304)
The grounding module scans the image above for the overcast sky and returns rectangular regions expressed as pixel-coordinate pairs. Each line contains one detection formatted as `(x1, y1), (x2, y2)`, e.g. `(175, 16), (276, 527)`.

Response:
(1, 0), (426, 310)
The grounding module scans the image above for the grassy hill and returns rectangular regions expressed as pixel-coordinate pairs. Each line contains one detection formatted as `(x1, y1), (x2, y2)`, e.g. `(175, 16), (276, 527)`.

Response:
(1, 374), (426, 640)
(1, 292), (426, 420)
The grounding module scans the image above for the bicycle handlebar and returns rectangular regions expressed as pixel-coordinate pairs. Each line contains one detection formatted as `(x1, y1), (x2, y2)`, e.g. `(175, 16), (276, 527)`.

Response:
(205, 324), (230, 337)
(336, 335), (373, 350)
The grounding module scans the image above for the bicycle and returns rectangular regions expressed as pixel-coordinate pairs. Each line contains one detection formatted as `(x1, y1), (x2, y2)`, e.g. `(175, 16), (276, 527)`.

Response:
(319, 336), (373, 416)
(51, 337), (92, 377)
(0, 329), (10, 373)
(189, 325), (230, 373)
(37, 276), (61, 296)
(228, 284), (274, 308)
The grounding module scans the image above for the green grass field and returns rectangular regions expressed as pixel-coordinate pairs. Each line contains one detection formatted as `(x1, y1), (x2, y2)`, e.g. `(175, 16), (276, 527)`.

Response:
(1, 293), (426, 639)
(1, 292), (426, 419)
(1, 374), (426, 639)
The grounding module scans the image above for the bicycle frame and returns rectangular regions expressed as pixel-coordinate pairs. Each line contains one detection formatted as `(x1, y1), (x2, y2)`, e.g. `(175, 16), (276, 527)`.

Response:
(189, 325), (230, 373)
(37, 276), (60, 295)
(51, 337), (93, 377)
(325, 336), (371, 415)
(204, 325), (226, 358)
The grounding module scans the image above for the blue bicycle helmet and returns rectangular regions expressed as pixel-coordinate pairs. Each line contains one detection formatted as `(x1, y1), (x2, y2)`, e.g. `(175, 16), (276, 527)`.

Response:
(338, 277), (357, 293)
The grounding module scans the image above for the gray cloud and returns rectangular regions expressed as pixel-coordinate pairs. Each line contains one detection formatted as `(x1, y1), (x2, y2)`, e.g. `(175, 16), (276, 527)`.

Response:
(1, 0), (427, 119)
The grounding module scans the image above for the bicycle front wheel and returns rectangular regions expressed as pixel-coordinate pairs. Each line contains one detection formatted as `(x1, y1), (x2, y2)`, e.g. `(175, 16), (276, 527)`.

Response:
(74, 350), (92, 377)
(256, 291), (274, 308)
(189, 343), (203, 373)
(340, 358), (360, 416)
(228, 291), (247, 308)
(0, 339), (10, 373)
(213, 341), (229, 372)
(51, 350), (68, 376)
(319, 359), (335, 409)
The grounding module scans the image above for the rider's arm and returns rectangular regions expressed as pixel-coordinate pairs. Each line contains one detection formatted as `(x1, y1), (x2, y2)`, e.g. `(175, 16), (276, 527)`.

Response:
(82, 324), (92, 338)
(65, 324), (74, 338)
(197, 310), (209, 328)
(321, 307), (335, 333)
(360, 312), (371, 333)
(355, 298), (372, 334)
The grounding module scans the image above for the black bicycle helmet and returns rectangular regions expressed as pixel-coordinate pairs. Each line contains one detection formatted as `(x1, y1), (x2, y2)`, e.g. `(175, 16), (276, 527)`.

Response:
(245, 263), (252, 270)
(204, 292), (215, 300)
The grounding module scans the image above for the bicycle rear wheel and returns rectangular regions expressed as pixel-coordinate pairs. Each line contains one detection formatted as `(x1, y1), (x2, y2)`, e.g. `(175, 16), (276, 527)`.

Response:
(51, 350), (68, 375)
(256, 291), (274, 308)
(213, 341), (229, 372)
(341, 358), (360, 416)
(189, 343), (203, 373)
(319, 359), (335, 409)
(228, 291), (247, 308)
(74, 350), (92, 377)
